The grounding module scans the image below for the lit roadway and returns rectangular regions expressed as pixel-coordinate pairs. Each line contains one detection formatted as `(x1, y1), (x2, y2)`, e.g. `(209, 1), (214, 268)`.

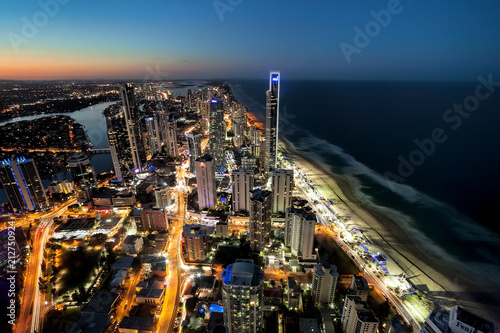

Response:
(157, 166), (188, 332)
(114, 269), (142, 326)
(295, 177), (421, 332)
(16, 198), (76, 333)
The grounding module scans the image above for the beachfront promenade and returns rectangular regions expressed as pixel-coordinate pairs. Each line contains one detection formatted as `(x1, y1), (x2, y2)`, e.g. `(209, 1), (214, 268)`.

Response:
(275, 141), (499, 328)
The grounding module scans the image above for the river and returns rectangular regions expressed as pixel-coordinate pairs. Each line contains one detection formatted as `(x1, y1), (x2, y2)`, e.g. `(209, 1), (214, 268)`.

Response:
(0, 101), (119, 203)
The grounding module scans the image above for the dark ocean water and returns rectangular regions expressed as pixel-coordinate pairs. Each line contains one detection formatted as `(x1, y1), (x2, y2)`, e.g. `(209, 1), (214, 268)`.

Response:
(229, 79), (500, 273)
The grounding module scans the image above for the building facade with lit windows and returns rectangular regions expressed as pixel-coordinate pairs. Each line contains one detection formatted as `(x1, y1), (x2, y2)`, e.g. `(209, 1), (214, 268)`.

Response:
(145, 116), (161, 156)
(311, 262), (339, 306)
(0, 157), (49, 212)
(183, 224), (207, 262)
(271, 169), (293, 214)
(209, 98), (225, 170)
(120, 83), (146, 171)
(248, 189), (272, 252)
(195, 154), (217, 209)
(285, 207), (316, 260)
(231, 168), (254, 213)
(163, 119), (178, 158)
(341, 295), (379, 333)
(222, 259), (264, 333)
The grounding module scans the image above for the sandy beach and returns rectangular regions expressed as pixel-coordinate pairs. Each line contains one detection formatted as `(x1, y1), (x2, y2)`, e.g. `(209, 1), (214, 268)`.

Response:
(278, 136), (500, 324)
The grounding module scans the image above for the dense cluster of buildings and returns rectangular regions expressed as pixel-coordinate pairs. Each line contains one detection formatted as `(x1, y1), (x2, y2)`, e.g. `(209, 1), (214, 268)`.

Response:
(3, 75), (498, 333)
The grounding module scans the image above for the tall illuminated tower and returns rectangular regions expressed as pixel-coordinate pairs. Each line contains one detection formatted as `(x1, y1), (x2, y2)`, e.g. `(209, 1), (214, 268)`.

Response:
(145, 116), (161, 156)
(120, 83), (146, 171)
(195, 154), (216, 209)
(265, 71), (280, 172)
(209, 98), (225, 170)
(222, 259), (264, 333)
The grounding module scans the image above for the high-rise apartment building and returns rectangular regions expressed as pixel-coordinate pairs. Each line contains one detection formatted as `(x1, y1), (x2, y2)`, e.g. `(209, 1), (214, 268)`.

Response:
(231, 169), (254, 213)
(341, 295), (379, 333)
(183, 224), (207, 262)
(349, 275), (370, 302)
(265, 71), (280, 171)
(145, 116), (161, 156)
(285, 207), (316, 260)
(249, 189), (272, 252)
(0, 158), (49, 212)
(311, 262), (339, 306)
(209, 98), (225, 169)
(186, 132), (202, 174)
(222, 259), (264, 333)
(120, 83), (146, 171)
(68, 152), (97, 203)
(105, 107), (129, 181)
(154, 186), (171, 208)
(271, 169), (293, 214)
(195, 154), (216, 209)
(164, 119), (178, 158)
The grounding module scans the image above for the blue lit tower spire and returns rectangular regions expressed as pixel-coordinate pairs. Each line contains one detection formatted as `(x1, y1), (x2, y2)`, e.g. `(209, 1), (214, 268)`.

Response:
(265, 71), (280, 172)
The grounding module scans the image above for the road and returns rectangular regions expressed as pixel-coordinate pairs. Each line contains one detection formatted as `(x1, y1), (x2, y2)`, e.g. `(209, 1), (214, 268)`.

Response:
(16, 198), (76, 333)
(157, 166), (188, 332)
(318, 222), (421, 332)
(293, 174), (422, 332)
(113, 269), (142, 326)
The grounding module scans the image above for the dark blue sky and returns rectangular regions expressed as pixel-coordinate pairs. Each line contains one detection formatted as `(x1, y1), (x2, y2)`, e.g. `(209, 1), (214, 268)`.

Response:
(2, 0), (500, 80)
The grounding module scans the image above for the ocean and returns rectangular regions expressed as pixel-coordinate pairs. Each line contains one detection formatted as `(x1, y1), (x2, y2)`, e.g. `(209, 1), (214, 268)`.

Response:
(229, 79), (500, 270)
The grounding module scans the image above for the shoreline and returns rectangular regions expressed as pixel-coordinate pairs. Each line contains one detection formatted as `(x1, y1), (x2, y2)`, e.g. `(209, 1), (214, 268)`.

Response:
(229, 84), (499, 322)
(239, 99), (499, 323)
(278, 136), (500, 323)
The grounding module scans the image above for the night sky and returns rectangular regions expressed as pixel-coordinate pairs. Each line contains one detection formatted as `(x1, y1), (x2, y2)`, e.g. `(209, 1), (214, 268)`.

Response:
(1, 0), (500, 80)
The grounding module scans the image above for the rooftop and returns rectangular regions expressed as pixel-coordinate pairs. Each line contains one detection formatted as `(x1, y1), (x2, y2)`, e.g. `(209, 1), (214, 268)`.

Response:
(453, 306), (496, 333)
(137, 288), (164, 299)
(184, 224), (206, 238)
(119, 316), (154, 331)
(357, 309), (379, 323)
(124, 235), (142, 244)
(353, 275), (369, 291)
(222, 259), (264, 287)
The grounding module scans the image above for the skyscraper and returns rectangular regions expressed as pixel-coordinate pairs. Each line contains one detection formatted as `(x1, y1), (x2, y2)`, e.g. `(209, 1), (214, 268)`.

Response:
(341, 295), (379, 333)
(265, 71), (280, 172)
(248, 189), (272, 252)
(195, 154), (216, 209)
(105, 108), (129, 181)
(0, 158), (49, 212)
(154, 186), (171, 208)
(311, 262), (339, 306)
(120, 83), (146, 171)
(231, 169), (254, 213)
(186, 132), (202, 174)
(222, 259), (264, 333)
(68, 152), (97, 203)
(183, 224), (207, 262)
(164, 119), (178, 158)
(232, 103), (246, 148)
(145, 116), (161, 156)
(209, 98), (225, 170)
(285, 207), (316, 260)
(271, 169), (293, 214)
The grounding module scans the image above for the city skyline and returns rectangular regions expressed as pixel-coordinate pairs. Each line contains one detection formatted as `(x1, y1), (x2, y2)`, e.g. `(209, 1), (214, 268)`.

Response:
(1, 1), (500, 81)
